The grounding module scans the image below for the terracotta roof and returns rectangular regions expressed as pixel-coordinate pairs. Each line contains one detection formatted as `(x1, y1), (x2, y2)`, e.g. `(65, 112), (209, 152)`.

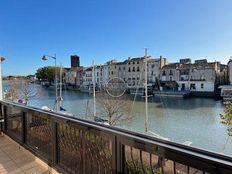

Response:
(126, 57), (145, 62)
(162, 63), (179, 69)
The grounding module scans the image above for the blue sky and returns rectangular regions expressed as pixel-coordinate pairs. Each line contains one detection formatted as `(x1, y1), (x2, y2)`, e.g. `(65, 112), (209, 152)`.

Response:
(0, 0), (232, 75)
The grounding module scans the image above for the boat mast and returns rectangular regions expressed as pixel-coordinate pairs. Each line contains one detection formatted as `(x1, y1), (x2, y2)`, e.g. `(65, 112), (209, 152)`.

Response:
(145, 48), (148, 132)
(58, 65), (62, 111)
(92, 60), (96, 119)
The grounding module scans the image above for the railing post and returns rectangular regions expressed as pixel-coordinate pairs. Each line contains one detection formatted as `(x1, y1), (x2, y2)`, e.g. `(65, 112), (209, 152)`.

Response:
(52, 119), (58, 166)
(115, 136), (124, 174)
(3, 105), (7, 131)
(22, 112), (27, 144)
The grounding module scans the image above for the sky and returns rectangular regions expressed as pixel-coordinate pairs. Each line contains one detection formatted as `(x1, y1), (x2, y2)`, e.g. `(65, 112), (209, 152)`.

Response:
(0, 0), (232, 75)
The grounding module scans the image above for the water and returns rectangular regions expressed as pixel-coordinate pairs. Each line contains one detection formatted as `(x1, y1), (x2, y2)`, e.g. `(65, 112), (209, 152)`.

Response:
(6, 83), (232, 156)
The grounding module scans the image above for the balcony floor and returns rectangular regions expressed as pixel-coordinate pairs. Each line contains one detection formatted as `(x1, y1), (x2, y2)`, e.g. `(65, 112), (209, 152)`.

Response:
(0, 134), (59, 174)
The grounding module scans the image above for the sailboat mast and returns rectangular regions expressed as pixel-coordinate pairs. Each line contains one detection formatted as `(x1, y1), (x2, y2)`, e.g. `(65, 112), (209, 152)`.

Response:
(145, 48), (148, 132)
(59, 65), (62, 111)
(92, 60), (96, 119)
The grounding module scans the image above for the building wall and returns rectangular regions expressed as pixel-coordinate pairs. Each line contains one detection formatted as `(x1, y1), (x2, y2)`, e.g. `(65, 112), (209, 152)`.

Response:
(147, 58), (166, 83)
(161, 68), (179, 82)
(65, 70), (76, 85)
(126, 58), (146, 88)
(228, 61), (232, 85)
(189, 81), (215, 92)
(82, 69), (92, 88)
(190, 68), (216, 82)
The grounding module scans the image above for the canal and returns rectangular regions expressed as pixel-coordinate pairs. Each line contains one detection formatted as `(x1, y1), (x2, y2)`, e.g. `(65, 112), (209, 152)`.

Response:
(8, 84), (232, 156)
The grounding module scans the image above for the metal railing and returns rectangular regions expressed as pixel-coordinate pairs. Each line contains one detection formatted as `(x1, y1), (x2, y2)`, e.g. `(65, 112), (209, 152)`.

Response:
(1, 100), (232, 174)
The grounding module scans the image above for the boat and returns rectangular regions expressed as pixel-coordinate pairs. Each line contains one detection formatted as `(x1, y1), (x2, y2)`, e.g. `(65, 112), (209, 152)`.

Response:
(219, 85), (232, 101)
(130, 84), (153, 97)
(41, 81), (50, 87)
(42, 65), (73, 116)
(94, 116), (109, 125)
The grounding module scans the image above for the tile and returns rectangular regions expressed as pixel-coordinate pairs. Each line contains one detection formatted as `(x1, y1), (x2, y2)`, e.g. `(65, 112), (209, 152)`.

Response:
(20, 161), (40, 171)
(0, 135), (59, 174)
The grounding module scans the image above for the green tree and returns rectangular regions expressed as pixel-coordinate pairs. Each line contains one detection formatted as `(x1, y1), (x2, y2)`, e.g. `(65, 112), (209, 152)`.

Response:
(220, 101), (232, 136)
(35, 66), (57, 84)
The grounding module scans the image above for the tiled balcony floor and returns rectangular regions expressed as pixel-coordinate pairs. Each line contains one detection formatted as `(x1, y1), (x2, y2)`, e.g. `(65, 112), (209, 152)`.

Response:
(0, 134), (59, 174)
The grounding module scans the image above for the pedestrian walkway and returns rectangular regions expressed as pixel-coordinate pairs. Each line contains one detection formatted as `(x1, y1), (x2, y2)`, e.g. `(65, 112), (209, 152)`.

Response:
(0, 135), (59, 174)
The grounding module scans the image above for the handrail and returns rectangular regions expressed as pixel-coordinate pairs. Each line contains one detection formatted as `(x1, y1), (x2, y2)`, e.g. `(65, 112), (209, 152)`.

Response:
(1, 100), (232, 174)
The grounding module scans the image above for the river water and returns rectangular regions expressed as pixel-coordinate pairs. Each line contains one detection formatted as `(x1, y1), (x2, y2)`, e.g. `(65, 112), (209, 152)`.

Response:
(6, 83), (231, 156)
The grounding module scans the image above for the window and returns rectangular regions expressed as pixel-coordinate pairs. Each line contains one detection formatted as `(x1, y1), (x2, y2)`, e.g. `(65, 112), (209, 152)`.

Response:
(170, 76), (173, 81)
(190, 83), (196, 90)
(128, 67), (131, 72)
(137, 67), (140, 71)
(129, 62), (131, 65)
(123, 67), (125, 70)
(119, 67), (121, 71)
(201, 83), (204, 89)
(162, 70), (166, 75)
(169, 70), (173, 75)
(152, 64), (155, 68)
(132, 67), (135, 72)
(137, 61), (139, 64)
(133, 62), (135, 64)
(111, 71), (113, 75)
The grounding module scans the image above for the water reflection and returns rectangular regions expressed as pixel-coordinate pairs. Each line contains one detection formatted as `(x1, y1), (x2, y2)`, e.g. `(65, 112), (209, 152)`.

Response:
(5, 83), (231, 156)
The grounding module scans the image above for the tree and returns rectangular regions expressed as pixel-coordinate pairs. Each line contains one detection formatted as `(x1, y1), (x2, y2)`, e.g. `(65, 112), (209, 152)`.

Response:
(35, 66), (56, 84)
(96, 92), (133, 126)
(5, 80), (20, 102)
(5, 80), (41, 105)
(220, 101), (232, 136)
(19, 80), (40, 105)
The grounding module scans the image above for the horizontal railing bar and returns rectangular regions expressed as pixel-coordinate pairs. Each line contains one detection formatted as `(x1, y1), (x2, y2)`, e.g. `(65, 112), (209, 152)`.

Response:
(1, 100), (232, 170)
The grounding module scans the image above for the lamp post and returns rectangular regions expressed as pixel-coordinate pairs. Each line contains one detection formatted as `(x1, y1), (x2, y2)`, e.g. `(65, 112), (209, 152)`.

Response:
(42, 54), (58, 112)
(0, 57), (5, 100)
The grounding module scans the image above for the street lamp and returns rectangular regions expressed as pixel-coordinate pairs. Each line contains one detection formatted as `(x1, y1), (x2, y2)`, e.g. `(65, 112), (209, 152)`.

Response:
(0, 57), (5, 100)
(41, 54), (59, 112)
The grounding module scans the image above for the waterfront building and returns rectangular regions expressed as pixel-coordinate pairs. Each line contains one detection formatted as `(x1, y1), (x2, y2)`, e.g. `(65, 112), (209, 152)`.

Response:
(125, 57), (146, 88)
(64, 68), (75, 85)
(188, 60), (218, 92)
(94, 64), (109, 90)
(107, 59), (127, 82)
(81, 67), (93, 90)
(64, 55), (84, 89)
(107, 56), (167, 90)
(147, 56), (167, 84)
(228, 59), (232, 85)
(161, 63), (179, 82)
(160, 58), (227, 93)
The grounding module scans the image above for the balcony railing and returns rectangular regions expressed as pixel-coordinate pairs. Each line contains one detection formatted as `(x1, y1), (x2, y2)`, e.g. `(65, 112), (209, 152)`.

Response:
(1, 100), (232, 174)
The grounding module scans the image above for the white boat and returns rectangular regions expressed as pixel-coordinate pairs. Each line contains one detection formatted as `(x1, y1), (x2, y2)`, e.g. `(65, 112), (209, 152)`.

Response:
(219, 85), (232, 101)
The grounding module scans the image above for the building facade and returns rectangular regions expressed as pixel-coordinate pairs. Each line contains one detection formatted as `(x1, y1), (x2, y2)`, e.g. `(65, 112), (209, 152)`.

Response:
(160, 58), (227, 92)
